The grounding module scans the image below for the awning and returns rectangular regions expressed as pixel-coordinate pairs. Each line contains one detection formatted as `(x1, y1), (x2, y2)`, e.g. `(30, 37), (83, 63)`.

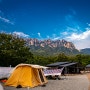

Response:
(86, 64), (90, 68)
(47, 62), (69, 67)
(60, 62), (78, 67)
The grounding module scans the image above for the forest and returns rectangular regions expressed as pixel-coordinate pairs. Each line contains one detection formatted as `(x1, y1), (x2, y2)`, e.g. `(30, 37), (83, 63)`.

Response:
(0, 33), (90, 67)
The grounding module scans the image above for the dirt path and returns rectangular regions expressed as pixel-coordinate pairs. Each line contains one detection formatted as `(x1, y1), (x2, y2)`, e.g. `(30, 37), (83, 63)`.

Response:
(3, 75), (89, 90)
(86, 73), (90, 90)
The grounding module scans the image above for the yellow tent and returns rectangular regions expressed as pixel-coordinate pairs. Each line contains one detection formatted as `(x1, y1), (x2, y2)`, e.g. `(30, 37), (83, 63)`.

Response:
(5, 64), (48, 88)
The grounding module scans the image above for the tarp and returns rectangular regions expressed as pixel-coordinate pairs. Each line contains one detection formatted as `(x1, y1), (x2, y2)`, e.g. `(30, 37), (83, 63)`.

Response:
(86, 64), (90, 68)
(44, 67), (64, 76)
(0, 84), (3, 90)
(0, 67), (13, 79)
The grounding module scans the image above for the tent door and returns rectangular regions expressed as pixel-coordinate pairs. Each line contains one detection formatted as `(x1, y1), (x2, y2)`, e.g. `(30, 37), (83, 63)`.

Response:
(38, 69), (45, 82)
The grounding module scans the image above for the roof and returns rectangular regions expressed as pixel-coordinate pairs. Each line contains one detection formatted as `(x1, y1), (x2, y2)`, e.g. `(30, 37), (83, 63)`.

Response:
(60, 62), (78, 67)
(47, 62), (69, 67)
(47, 62), (78, 67)
(86, 64), (90, 68)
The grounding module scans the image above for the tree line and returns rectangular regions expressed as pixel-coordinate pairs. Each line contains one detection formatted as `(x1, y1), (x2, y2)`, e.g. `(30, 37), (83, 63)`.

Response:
(0, 33), (90, 67)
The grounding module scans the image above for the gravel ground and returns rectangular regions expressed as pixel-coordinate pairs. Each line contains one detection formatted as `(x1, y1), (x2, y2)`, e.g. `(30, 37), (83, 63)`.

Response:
(0, 84), (4, 90)
(2, 75), (90, 90)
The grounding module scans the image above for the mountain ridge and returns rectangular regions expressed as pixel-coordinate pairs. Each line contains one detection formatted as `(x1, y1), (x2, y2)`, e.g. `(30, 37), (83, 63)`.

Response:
(80, 48), (90, 55)
(26, 38), (80, 56)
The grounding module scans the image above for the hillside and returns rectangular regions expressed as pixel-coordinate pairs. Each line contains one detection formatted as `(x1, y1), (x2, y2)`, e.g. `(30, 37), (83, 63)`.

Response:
(26, 38), (80, 56)
(80, 48), (90, 55)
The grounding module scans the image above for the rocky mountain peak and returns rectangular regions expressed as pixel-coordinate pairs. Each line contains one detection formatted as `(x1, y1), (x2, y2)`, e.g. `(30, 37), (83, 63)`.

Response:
(26, 38), (76, 50)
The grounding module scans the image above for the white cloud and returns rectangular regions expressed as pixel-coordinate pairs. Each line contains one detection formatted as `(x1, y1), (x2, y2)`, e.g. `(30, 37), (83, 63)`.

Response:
(53, 37), (60, 40)
(37, 32), (41, 37)
(87, 23), (90, 27)
(49, 34), (61, 40)
(61, 31), (68, 35)
(50, 24), (90, 49)
(66, 26), (78, 32)
(66, 30), (90, 41)
(65, 11), (81, 33)
(13, 31), (29, 38)
(0, 16), (14, 25)
(46, 35), (50, 39)
(64, 28), (90, 49)
(45, 34), (60, 40)
(73, 39), (90, 50)
(88, 24), (90, 26)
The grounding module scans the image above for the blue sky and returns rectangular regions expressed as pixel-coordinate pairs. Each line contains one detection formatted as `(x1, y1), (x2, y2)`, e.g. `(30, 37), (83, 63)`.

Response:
(0, 0), (90, 49)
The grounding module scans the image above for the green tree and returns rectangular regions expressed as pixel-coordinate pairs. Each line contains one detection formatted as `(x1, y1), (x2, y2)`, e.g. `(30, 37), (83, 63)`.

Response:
(0, 33), (33, 66)
(56, 53), (68, 62)
(75, 54), (82, 65)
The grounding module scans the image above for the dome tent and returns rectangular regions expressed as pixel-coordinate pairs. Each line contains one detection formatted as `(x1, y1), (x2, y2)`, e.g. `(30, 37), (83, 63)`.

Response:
(5, 64), (47, 88)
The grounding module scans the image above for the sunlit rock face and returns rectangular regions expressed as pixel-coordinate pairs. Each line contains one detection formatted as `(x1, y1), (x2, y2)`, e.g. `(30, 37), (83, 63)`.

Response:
(26, 38), (76, 50)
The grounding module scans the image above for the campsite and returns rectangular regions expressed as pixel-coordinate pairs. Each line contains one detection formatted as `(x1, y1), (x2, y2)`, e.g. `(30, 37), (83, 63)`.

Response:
(1, 73), (90, 90)
(0, 33), (90, 90)
(0, 0), (90, 90)
(0, 63), (90, 90)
